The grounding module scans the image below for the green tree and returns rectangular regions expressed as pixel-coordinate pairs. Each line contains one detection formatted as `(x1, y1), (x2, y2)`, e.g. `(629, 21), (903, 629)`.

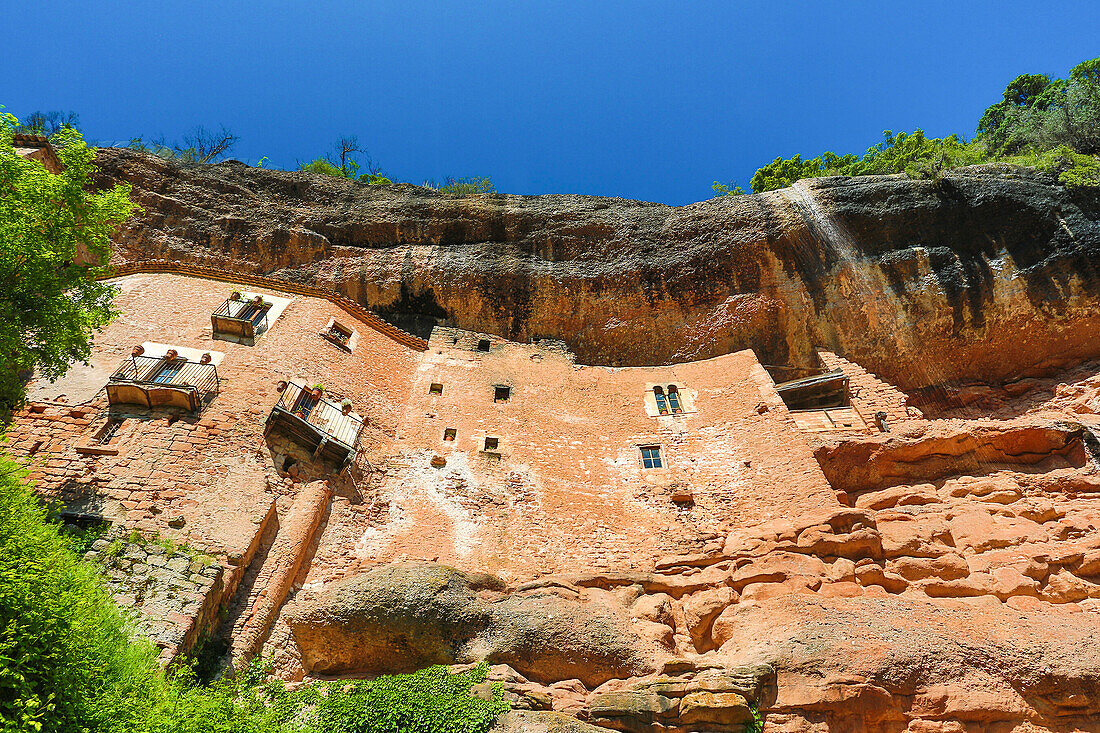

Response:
(0, 113), (139, 409)
(300, 136), (392, 184)
(749, 154), (823, 193)
(14, 111), (81, 143)
(856, 130), (986, 178)
(711, 180), (744, 196)
(0, 454), (164, 732)
(977, 73), (1067, 153)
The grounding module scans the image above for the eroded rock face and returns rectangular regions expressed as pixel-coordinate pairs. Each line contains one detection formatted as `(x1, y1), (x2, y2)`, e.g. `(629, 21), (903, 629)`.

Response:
(283, 563), (656, 687)
(716, 595), (1100, 730)
(93, 148), (1100, 389)
(85, 150), (1100, 731)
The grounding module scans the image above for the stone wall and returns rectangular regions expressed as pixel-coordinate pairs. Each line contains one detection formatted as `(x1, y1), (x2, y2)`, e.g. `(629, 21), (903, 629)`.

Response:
(84, 530), (225, 662)
(303, 329), (838, 583)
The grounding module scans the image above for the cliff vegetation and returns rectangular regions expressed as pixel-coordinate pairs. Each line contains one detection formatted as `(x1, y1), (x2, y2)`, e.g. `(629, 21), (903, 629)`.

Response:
(714, 55), (1100, 194)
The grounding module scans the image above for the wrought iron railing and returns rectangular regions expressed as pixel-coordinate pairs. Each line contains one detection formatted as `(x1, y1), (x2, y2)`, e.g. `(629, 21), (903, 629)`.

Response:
(271, 382), (363, 448)
(212, 298), (270, 338)
(110, 355), (220, 398)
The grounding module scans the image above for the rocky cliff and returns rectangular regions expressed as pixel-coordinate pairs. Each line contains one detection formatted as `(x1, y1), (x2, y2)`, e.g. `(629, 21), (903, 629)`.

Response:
(93, 148), (1100, 391)
(78, 150), (1100, 733)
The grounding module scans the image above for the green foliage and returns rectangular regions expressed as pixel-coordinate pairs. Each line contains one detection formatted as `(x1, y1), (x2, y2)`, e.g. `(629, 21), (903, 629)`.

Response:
(749, 153), (825, 193)
(259, 664), (508, 733)
(0, 454), (163, 733)
(14, 111), (81, 144)
(0, 113), (139, 409)
(300, 136), (391, 184)
(0, 453), (509, 732)
(748, 702), (764, 733)
(424, 176), (496, 197)
(722, 55), (1100, 196)
(853, 130), (988, 178)
(711, 180), (745, 196)
(1006, 145), (1100, 188)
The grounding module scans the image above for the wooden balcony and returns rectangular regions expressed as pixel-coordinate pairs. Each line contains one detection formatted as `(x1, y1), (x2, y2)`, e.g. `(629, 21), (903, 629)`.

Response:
(211, 297), (271, 344)
(264, 382), (363, 469)
(106, 355), (220, 412)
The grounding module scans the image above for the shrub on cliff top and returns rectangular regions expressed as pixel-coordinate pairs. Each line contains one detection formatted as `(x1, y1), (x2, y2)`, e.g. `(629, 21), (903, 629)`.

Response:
(720, 54), (1100, 195)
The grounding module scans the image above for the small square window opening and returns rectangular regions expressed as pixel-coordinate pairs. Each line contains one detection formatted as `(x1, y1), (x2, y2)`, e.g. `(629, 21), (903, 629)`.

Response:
(429, 383), (444, 395)
(641, 445), (663, 469)
(477, 339), (491, 352)
(327, 322), (353, 346)
(443, 428), (457, 441)
(484, 436), (499, 451)
(494, 386), (511, 402)
(97, 419), (124, 445)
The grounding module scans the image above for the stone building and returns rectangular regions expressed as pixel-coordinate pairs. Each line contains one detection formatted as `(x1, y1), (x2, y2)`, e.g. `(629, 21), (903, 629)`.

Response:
(4, 263), (905, 663)
(12, 133), (62, 173)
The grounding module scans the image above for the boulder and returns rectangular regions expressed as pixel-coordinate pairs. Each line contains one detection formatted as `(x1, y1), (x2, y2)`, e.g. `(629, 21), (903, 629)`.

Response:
(678, 691), (753, 727)
(283, 563), (655, 686)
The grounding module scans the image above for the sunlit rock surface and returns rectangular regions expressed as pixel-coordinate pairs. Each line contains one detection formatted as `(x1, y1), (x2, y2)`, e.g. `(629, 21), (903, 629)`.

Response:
(93, 148), (1100, 390)
(9, 150), (1092, 731)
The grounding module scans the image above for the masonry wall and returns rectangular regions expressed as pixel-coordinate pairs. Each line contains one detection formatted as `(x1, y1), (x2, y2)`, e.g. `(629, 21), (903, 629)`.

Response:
(303, 328), (840, 585)
(6, 272), (868, 658)
(5, 273), (422, 657)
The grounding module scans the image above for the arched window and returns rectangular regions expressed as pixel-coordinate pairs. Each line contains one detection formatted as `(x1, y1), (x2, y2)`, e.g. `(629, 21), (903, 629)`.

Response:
(667, 385), (683, 414)
(654, 386), (669, 415)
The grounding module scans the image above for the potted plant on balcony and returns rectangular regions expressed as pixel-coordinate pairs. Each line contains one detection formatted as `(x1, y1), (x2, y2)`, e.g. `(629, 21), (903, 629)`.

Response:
(311, 384), (325, 400)
(229, 291), (243, 301)
(340, 398), (353, 415)
(275, 380), (288, 393)
(131, 345), (145, 357)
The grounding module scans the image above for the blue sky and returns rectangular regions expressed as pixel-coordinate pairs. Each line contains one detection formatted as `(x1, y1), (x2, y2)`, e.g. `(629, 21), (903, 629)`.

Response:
(3, 1), (1096, 204)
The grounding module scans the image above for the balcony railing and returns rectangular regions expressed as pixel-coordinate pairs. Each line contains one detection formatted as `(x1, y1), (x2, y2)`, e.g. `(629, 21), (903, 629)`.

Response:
(265, 381), (364, 468)
(107, 355), (220, 411)
(211, 298), (271, 343)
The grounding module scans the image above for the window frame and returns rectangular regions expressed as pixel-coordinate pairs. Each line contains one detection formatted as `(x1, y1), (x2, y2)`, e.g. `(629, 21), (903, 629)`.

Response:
(654, 386), (670, 415)
(640, 445), (663, 469)
(667, 385), (683, 414)
(321, 317), (359, 352)
(151, 357), (186, 384)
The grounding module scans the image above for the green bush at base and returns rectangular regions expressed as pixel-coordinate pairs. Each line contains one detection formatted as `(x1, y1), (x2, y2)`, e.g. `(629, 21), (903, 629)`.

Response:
(0, 452), (508, 733)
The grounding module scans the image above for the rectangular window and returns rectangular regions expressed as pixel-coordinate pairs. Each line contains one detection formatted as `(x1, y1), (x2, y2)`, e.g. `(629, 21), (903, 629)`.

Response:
(477, 339), (491, 352)
(292, 392), (318, 420)
(152, 359), (185, 384)
(443, 428), (457, 441)
(97, 419), (124, 445)
(494, 386), (511, 402)
(640, 445), (663, 469)
(238, 303), (269, 328)
(667, 389), (683, 414)
(429, 383), (444, 395)
(484, 437), (499, 451)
